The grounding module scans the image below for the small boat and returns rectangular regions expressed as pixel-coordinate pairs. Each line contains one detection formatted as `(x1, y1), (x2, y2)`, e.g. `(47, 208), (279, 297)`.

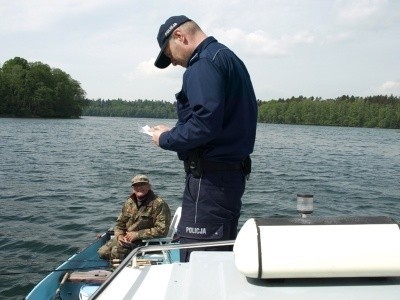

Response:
(24, 207), (182, 300)
(26, 198), (400, 300)
(24, 230), (111, 300)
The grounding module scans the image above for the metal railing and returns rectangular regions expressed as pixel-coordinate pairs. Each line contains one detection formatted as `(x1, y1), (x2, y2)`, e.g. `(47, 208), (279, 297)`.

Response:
(90, 239), (235, 299)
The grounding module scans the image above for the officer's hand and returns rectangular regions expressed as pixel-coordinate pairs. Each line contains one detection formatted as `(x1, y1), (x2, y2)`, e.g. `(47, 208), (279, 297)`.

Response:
(151, 125), (171, 146)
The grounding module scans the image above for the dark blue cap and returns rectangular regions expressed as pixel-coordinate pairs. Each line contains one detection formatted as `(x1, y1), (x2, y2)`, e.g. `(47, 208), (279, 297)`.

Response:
(155, 15), (191, 69)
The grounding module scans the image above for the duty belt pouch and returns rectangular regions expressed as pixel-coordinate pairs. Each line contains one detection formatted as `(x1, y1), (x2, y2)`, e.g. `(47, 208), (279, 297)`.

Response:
(186, 149), (204, 178)
(242, 156), (252, 179)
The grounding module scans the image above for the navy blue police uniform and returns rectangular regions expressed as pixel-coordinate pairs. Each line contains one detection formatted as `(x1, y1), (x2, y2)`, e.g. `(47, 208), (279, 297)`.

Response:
(158, 36), (258, 261)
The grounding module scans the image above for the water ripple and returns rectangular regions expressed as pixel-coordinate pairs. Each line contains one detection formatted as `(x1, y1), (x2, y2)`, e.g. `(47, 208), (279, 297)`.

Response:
(1, 118), (399, 299)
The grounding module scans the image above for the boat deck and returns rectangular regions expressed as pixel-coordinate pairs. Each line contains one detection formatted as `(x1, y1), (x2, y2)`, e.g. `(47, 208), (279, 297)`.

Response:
(95, 251), (400, 300)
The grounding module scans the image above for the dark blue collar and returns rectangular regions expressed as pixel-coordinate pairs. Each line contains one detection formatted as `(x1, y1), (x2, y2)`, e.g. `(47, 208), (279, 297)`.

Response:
(188, 36), (217, 66)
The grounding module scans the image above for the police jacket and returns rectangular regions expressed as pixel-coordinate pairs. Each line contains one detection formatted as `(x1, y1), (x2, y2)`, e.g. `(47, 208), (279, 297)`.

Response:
(159, 36), (258, 163)
(114, 190), (171, 240)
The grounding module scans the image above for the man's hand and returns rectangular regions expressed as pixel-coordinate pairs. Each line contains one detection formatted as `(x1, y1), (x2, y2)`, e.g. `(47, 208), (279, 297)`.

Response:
(124, 231), (139, 242)
(151, 125), (171, 146)
(116, 234), (126, 246)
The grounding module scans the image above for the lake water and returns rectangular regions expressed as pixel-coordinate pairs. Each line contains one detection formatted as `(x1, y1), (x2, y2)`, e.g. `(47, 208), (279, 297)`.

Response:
(0, 117), (399, 299)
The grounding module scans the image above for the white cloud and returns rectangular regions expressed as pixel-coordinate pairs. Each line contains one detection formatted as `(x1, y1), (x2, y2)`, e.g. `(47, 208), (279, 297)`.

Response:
(377, 81), (400, 95)
(334, 0), (388, 24)
(323, 31), (353, 44)
(1, 0), (399, 100)
(125, 58), (183, 87)
(130, 58), (167, 78)
(330, 0), (400, 47)
(281, 31), (315, 45)
(213, 28), (315, 57)
(0, 0), (124, 33)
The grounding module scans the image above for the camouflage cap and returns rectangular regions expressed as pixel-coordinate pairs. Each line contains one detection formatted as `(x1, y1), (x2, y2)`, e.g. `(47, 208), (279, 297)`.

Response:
(131, 174), (150, 186)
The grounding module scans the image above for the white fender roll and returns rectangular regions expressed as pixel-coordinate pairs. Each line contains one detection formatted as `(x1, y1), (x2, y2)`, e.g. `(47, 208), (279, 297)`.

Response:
(233, 217), (400, 279)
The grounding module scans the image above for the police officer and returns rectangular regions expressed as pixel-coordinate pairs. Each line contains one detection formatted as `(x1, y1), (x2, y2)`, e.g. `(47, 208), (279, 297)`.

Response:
(98, 174), (171, 260)
(151, 16), (257, 262)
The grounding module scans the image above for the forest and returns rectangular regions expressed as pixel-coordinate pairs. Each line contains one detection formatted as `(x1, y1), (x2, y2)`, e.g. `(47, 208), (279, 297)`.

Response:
(0, 57), (86, 118)
(84, 95), (400, 129)
(84, 98), (177, 119)
(258, 95), (400, 129)
(1, 57), (399, 129)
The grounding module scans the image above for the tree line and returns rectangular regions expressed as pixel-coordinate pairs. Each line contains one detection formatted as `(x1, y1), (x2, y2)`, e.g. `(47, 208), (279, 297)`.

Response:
(0, 57), (86, 118)
(258, 95), (400, 129)
(84, 95), (400, 129)
(84, 98), (177, 119)
(1, 57), (399, 128)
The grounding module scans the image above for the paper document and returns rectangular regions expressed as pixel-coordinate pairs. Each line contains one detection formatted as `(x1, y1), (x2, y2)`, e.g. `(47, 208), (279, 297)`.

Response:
(139, 125), (153, 136)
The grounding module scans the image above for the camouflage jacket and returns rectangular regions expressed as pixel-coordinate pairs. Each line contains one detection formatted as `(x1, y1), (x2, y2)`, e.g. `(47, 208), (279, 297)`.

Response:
(114, 190), (171, 240)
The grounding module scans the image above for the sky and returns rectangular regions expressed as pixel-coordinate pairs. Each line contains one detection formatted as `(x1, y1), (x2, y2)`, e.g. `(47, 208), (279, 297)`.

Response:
(1, 0), (399, 102)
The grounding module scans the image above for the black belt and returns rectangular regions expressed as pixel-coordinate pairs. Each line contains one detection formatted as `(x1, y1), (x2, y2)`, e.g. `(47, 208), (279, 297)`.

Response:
(184, 160), (242, 173)
(202, 160), (242, 171)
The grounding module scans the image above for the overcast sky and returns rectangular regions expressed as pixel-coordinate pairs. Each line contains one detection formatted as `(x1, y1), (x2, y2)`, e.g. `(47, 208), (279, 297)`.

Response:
(1, 0), (399, 102)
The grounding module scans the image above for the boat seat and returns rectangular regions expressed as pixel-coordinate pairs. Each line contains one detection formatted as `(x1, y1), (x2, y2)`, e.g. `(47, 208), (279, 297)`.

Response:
(143, 206), (182, 246)
(136, 207), (181, 264)
(68, 269), (112, 283)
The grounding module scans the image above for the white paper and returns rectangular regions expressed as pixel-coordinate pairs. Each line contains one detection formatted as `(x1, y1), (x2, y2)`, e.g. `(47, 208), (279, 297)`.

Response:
(139, 125), (153, 136)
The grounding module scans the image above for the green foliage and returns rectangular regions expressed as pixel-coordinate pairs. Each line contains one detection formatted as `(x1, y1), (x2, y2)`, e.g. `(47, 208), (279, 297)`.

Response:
(258, 95), (400, 129)
(83, 99), (177, 119)
(3, 56), (397, 129)
(0, 57), (86, 118)
(84, 95), (399, 129)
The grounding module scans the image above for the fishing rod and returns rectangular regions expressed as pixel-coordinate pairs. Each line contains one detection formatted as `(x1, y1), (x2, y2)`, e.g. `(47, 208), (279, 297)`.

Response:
(0, 265), (112, 276)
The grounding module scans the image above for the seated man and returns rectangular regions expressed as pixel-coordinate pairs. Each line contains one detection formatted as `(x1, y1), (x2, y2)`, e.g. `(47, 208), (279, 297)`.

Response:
(98, 174), (171, 260)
